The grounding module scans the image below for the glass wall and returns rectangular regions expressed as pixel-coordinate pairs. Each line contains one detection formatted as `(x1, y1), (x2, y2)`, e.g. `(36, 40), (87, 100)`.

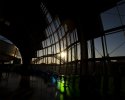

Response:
(86, 0), (125, 75)
(32, 3), (81, 75)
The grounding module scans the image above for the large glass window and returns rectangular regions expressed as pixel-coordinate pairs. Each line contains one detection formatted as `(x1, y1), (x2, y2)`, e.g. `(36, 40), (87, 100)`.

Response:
(37, 5), (81, 75)
(101, 1), (125, 57)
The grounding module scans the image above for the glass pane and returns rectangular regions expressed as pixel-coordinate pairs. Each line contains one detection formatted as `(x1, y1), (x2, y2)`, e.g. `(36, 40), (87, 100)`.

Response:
(53, 45), (56, 54)
(60, 26), (65, 37)
(63, 38), (66, 49)
(54, 18), (60, 29)
(45, 48), (47, 55)
(45, 29), (49, 37)
(63, 50), (67, 62)
(42, 41), (45, 48)
(72, 46), (75, 61)
(67, 33), (71, 46)
(106, 31), (125, 57)
(49, 36), (53, 44)
(44, 40), (47, 47)
(54, 32), (58, 42)
(46, 13), (52, 23)
(39, 50), (43, 57)
(73, 30), (76, 42)
(60, 40), (64, 51)
(64, 24), (68, 32)
(51, 22), (56, 32)
(43, 58), (46, 63)
(87, 41), (91, 58)
(77, 43), (81, 60)
(58, 28), (62, 39)
(56, 43), (60, 53)
(68, 48), (71, 62)
(46, 38), (50, 46)
(74, 29), (78, 41)
(70, 32), (74, 44)
(48, 47), (51, 54)
(117, 3), (125, 25)
(51, 35), (54, 44)
(48, 26), (52, 35)
(94, 37), (103, 58)
(48, 57), (52, 64)
(43, 49), (45, 56)
(101, 7), (123, 30)
(37, 51), (39, 57)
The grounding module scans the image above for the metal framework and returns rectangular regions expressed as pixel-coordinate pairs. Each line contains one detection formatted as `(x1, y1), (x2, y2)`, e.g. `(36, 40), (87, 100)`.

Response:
(32, 1), (125, 79)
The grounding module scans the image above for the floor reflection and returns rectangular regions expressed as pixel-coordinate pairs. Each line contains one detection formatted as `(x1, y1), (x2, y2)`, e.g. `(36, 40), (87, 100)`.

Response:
(0, 73), (80, 100)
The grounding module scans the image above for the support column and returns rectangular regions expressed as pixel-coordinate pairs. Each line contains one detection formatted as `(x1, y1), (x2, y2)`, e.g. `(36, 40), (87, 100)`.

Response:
(76, 21), (89, 98)
(19, 48), (32, 88)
